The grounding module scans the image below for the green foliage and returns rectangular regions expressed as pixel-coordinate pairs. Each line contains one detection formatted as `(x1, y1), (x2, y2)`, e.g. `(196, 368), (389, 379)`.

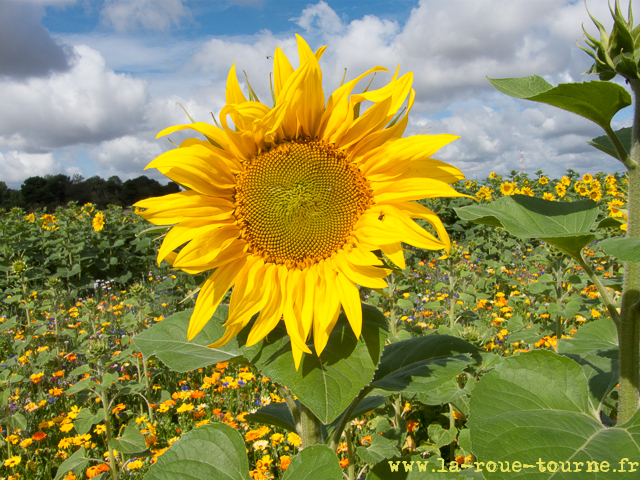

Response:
(486, 76), (631, 130)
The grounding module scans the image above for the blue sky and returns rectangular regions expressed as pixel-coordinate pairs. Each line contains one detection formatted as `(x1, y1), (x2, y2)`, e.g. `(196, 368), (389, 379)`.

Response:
(0, 0), (633, 189)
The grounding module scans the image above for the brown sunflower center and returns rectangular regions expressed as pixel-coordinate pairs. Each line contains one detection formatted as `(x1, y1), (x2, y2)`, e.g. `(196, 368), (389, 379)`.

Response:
(235, 139), (372, 268)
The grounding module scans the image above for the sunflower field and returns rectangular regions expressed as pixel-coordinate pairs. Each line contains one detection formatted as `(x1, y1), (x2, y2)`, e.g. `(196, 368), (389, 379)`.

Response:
(0, 168), (631, 480)
(4, 3), (640, 480)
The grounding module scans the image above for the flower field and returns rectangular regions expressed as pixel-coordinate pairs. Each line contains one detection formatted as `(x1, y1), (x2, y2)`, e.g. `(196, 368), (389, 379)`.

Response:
(0, 169), (627, 480)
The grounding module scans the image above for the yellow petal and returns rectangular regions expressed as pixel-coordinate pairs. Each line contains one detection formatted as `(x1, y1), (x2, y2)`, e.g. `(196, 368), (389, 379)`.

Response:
(145, 144), (235, 195)
(187, 257), (248, 341)
(134, 190), (234, 225)
(333, 252), (390, 289)
(158, 220), (233, 265)
(395, 201), (452, 255)
(156, 122), (230, 152)
(359, 134), (460, 176)
(173, 225), (241, 269)
(246, 265), (286, 347)
(319, 66), (388, 143)
(226, 258), (270, 326)
(373, 178), (467, 204)
(333, 266), (362, 339)
(347, 89), (414, 159)
(273, 46), (294, 101)
(226, 63), (248, 105)
(379, 242), (406, 270)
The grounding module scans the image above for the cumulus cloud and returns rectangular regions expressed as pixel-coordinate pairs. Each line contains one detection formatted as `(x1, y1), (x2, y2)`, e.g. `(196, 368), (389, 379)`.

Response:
(293, 0), (345, 34)
(0, 1), (72, 78)
(90, 135), (164, 179)
(100, 0), (192, 32)
(0, 151), (61, 187)
(0, 44), (149, 152)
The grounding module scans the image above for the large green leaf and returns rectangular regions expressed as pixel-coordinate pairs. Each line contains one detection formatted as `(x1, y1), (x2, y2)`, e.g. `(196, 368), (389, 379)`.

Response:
(368, 455), (476, 479)
(73, 408), (105, 435)
(598, 237), (640, 262)
(357, 434), (401, 464)
(54, 447), (89, 480)
(109, 426), (147, 454)
(132, 306), (241, 372)
(455, 196), (598, 259)
(588, 127), (632, 159)
(282, 445), (343, 480)
(245, 402), (297, 433)
(469, 350), (640, 480)
(239, 304), (388, 425)
(371, 335), (481, 404)
(558, 318), (618, 356)
(144, 423), (250, 480)
(488, 76), (632, 130)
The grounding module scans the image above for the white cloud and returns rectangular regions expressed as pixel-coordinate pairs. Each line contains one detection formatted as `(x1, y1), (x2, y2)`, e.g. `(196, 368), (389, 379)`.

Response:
(91, 135), (163, 177)
(293, 0), (345, 34)
(100, 0), (191, 32)
(0, 151), (61, 187)
(0, 44), (149, 152)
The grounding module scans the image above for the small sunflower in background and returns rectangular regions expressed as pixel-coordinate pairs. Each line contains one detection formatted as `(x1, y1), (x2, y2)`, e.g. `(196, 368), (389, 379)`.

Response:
(136, 35), (465, 367)
(93, 211), (105, 232)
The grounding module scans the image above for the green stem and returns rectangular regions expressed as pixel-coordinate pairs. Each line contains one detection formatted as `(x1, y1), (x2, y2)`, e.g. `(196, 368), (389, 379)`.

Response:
(142, 358), (154, 423)
(575, 255), (621, 324)
(299, 404), (323, 447)
(449, 403), (456, 461)
(328, 386), (372, 451)
(449, 273), (457, 329)
(99, 381), (119, 480)
(278, 385), (301, 431)
(393, 394), (402, 431)
(612, 79), (640, 424)
(345, 427), (355, 480)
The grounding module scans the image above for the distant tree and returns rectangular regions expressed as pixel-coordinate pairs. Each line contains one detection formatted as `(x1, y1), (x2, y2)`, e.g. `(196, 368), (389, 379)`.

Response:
(21, 176), (49, 208)
(121, 176), (179, 206)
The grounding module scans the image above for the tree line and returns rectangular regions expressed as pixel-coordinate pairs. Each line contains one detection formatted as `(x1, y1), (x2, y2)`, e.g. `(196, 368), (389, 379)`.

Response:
(0, 174), (180, 211)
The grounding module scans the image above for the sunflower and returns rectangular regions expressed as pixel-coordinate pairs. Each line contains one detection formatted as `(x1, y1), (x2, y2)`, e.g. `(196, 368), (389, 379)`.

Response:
(93, 212), (105, 232)
(500, 182), (516, 196)
(135, 35), (465, 367)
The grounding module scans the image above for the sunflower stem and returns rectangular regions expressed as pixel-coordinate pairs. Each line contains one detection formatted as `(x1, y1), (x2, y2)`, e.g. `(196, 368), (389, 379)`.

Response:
(299, 403), (323, 447)
(610, 78), (640, 425)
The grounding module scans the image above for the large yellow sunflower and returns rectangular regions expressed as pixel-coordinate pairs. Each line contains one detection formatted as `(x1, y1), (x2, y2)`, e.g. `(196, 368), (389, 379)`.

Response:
(135, 35), (465, 368)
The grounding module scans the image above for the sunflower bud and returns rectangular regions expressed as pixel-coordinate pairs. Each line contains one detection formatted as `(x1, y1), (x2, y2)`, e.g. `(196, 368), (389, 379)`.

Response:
(580, 0), (640, 81)
(11, 260), (27, 275)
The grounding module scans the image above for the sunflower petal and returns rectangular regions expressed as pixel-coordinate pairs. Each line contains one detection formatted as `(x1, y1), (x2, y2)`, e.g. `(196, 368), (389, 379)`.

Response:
(246, 265), (286, 346)
(379, 242), (406, 270)
(226, 63), (248, 105)
(134, 190), (234, 225)
(273, 46), (294, 101)
(187, 257), (248, 341)
(333, 266), (362, 339)
(373, 178), (467, 204)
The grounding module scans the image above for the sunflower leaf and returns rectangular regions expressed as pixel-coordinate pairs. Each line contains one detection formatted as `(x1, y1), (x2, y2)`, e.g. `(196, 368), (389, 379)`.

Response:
(371, 335), (481, 404)
(455, 195), (599, 260)
(144, 423), (251, 480)
(281, 445), (343, 480)
(245, 401), (298, 433)
(588, 126), (632, 159)
(54, 446), (89, 480)
(239, 304), (389, 424)
(598, 236), (640, 262)
(487, 76), (632, 130)
(131, 306), (243, 373)
(468, 350), (640, 480)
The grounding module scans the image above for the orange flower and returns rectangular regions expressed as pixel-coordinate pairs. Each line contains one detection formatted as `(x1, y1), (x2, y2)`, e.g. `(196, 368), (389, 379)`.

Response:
(190, 390), (205, 399)
(31, 432), (47, 442)
(339, 459), (349, 468)
(86, 464), (110, 478)
(279, 455), (291, 471)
